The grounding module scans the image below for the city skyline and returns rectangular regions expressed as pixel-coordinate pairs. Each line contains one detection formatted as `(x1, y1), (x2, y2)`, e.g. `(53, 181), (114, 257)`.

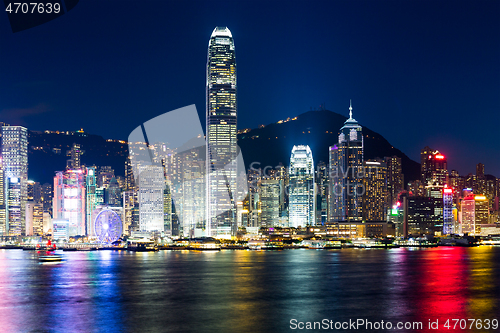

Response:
(0, 6), (499, 242)
(0, 0), (498, 177)
(0, 4), (499, 333)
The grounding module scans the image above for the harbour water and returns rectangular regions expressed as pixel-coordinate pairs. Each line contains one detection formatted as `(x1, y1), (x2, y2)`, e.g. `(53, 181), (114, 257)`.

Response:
(0, 247), (499, 332)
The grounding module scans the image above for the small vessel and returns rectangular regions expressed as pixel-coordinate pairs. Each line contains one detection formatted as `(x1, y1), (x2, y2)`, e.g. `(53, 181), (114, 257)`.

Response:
(188, 238), (221, 251)
(76, 246), (96, 251)
(39, 254), (63, 262)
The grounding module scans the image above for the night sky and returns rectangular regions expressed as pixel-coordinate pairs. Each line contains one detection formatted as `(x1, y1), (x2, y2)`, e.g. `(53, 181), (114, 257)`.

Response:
(0, 0), (499, 177)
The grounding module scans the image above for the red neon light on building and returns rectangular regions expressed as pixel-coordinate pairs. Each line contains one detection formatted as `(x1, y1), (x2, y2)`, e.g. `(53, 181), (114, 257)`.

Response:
(435, 154), (444, 160)
(443, 188), (453, 194)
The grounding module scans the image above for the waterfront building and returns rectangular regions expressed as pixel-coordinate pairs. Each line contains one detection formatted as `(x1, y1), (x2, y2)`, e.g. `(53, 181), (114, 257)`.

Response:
(138, 165), (164, 232)
(25, 201), (43, 236)
(443, 187), (454, 235)
(122, 190), (136, 235)
(315, 161), (329, 225)
(289, 145), (315, 227)
(362, 159), (387, 221)
(0, 158), (5, 235)
(53, 170), (86, 236)
(206, 27), (238, 237)
(178, 149), (205, 237)
(460, 194), (488, 235)
(1, 125), (28, 236)
(42, 211), (52, 234)
(329, 102), (363, 222)
(259, 179), (280, 227)
(404, 196), (443, 237)
(86, 167), (97, 235)
(385, 156), (404, 207)
(163, 182), (172, 236)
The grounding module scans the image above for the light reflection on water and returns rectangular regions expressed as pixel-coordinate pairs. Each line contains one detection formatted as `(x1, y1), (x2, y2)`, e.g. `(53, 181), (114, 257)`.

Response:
(0, 247), (498, 332)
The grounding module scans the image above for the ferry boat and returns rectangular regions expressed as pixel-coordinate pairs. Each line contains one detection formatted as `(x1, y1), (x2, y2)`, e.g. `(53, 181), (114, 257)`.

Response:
(38, 254), (63, 262)
(127, 238), (158, 252)
(302, 240), (326, 249)
(188, 238), (221, 251)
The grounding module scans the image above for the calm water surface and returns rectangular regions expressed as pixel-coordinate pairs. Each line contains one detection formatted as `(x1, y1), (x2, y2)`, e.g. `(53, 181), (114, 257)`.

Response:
(0, 247), (499, 333)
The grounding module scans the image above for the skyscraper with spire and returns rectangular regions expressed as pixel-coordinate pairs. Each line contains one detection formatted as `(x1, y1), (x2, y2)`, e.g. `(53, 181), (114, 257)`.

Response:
(329, 101), (363, 222)
(206, 27), (237, 237)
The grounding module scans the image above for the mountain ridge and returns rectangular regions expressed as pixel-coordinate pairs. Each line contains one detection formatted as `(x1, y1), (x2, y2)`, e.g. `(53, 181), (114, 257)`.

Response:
(26, 109), (420, 184)
(237, 109), (420, 182)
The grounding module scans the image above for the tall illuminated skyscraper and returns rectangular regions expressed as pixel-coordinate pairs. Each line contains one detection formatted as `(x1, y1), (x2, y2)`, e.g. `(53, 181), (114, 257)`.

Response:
(289, 145), (315, 227)
(1, 126), (28, 236)
(206, 27), (237, 237)
(329, 102), (363, 222)
(86, 167), (97, 235)
(0, 158), (6, 234)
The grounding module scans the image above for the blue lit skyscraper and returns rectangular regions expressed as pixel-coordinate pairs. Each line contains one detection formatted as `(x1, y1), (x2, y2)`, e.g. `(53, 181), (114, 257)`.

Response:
(289, 145), (315, 227)
(206, 27), (237, 237)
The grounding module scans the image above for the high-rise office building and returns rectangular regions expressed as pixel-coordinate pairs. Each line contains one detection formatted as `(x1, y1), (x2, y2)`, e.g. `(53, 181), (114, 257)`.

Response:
(66, 143), (83, 170)
(421, 147), (448, 186)
(41, 183), (53, 215)
(86, 167), (97, 235)
(53, 170), (86, 236)
(315, 161), (329, 225)
(2, 126), (28, 236)
(329, 102), (363, 222)
(404, 196), (443, 236)
(106, 177), (121, 206)
(181, 158), (205, 237)
(289, 145), (315, 227)
(443, 187), (454, 235)
(362, 159), (387, 221)
(460, 194), (488, 235)
(259, 179), (280, 227)
(138, 165), (164, 232)
(26, 201), (43, 236)
(0, 158), (5, 235)
(163, 182), (172, 236)
(122, 190), (136, 235)
(385, 156), (404, 207)
(98, 166), (115, 188)
(27, 181), (42, 203)
(476, 163), (485, 179)
(206, 27), (237, 237)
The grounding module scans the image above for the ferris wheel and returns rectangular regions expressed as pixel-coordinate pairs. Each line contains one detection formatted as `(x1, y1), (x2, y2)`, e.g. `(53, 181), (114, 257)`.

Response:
(94, 209), (123, 243)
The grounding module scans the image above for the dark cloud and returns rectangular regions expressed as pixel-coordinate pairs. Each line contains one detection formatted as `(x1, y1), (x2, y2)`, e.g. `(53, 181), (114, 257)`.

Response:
(0, 103), (52, 126)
